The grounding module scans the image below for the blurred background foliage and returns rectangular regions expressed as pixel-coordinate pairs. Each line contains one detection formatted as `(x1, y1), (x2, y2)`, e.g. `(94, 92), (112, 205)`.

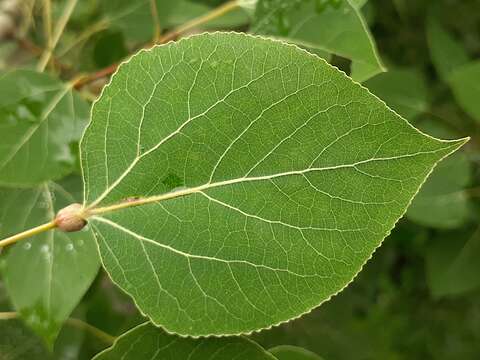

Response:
(0, 0), (479, 359)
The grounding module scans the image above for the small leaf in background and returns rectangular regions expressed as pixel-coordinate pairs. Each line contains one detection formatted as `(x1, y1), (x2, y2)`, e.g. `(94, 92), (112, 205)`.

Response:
(252, 0), (385, 82)
(103, 0), (249, 43)
(0, 176), (100, 346)
(93, 322), (277, 360)
(364, 68), (428, 120)
(0, 70), (89, 187)
(426, 15), (469, 82)
(426, 228), (480, 298)
(448, 61), (480, 123)
(0, 319), (86, 359)
(407, 121), (472, 229)
(81, 32), (465, 337)
(93, 30), (129, 68)
(102, 0), (177, 43)
(0, 320), (53, 359)
(270, 345), (324, 360)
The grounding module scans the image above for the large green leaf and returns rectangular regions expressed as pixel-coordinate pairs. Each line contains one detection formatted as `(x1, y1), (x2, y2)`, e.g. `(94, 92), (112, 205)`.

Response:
(80, 32), (466, 337)
(93, 322), (277, 360)
(448, 61), (480, 122)
(270, 345), (324, 360)
(251, 0), (385, 82)
(0, 177), (100, 346)
(0, 70), (89, 187)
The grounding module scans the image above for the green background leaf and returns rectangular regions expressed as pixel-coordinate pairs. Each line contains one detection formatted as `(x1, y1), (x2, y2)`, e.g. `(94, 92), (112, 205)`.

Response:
(407, 121), (472, 229)
(0, 70), (89, 187)
(80, 32), (465, 337)
(0, 177), (100, 346)
(364, 68), (428, 120)
(448, 62), (480, 122)
(426, 228), (480, 298)
(270, 345), (324, 360)
(93, 322), (277, 360)
(252, 0), (385, 82)
(426, 15), (469, 82)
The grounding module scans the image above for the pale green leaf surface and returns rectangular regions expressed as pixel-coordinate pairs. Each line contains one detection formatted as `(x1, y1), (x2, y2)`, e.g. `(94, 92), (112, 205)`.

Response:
(0, 177), (100, 346)
(407, 121), (472, 229)
(426, 16), (469, 82)
(448, 61), (480, 122)
(426, 229), (480, 298)
(364, 68), (428, 120)
(81, 32), (465, 337)
(93, 322), (277, 360)
(252, 0), (385, 82)
(0, 70), (89, 187)
(270, 345), (324, 360)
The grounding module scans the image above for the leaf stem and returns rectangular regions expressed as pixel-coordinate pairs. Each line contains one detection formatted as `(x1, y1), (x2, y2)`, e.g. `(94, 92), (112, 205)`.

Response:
(37, 0), (78, 72)
(158, 0), (240, 44)
(42, 0), (53, 56)
(65, 318), (116, 345)
(0, 221), (57, 248)
(0, 312), (17, 320)
(0, 312), (115, 345)
(150, 0), (162, 42)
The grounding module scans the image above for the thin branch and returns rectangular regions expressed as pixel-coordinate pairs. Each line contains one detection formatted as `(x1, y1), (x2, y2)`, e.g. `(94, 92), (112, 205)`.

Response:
(37, 0), (78, 72)
(42, 0), (52, 54)
(0, 221), (57, 248)
(149, 0), (162, 42)
(57, 18), (109, 58)
(0, 312), (115, 345)
(73, 0), (241, 89)
(66, 318), (116, 345)
(158, 0), (240, 43)
(0, 312), (17, 320)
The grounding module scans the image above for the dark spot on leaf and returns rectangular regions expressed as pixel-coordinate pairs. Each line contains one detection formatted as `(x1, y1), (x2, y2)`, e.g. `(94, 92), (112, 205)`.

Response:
(162, 174), (183, 191)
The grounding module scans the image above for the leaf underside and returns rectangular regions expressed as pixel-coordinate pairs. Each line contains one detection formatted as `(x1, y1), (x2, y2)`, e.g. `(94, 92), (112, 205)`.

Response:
(81, 32), (466, 337)
(93, 322), (276, 360)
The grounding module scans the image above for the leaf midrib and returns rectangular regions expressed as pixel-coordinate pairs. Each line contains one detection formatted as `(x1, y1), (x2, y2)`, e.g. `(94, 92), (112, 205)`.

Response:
(87, 145), (460, 217)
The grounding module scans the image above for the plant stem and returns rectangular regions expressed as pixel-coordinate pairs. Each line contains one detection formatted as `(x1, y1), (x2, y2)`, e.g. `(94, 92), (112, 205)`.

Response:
(0, 312), (17, 320)
(73, 0), (240, 89)
(150, 0), (162, 42)
(0, 221), (57, 248)
(66, 318), (116, 344)
(37, 0), (78, 72)
(57, 19), (109, 58)
(158, 0), (240, 43)
(0, 312), (115, 345)
(42, 0), (52, 55)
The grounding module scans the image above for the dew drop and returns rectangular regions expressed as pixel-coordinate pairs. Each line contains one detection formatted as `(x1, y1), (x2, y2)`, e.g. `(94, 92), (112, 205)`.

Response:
(78, 239), (84, 246)
(23, 242), (32, 250)
(40, 244), (49, 253)
(65, 243), (74, 252)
